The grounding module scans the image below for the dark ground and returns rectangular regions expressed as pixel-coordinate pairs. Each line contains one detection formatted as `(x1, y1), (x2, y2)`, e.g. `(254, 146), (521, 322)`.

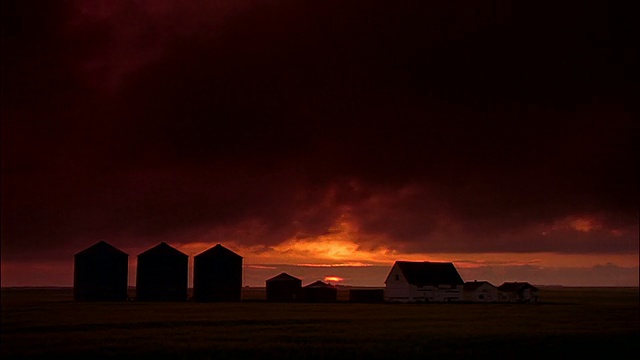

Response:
(1, 287), (638, 359)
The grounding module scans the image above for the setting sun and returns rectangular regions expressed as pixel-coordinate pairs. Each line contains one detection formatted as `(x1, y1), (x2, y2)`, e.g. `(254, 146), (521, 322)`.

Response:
(324, 276), (344, 283)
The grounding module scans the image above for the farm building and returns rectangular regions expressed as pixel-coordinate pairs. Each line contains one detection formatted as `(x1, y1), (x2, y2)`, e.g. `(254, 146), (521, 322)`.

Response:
(348, 288), (385, 303)
(136, 242), (188, 301)
(193, 244), (243, 302)
(498, 282), (539, 303)
(74, 241), (128, 301)
(384, 261), (464, 303)
(266, 273), (302, 302)
(463, 281), (499, 302)
(302, 280), (338, 303)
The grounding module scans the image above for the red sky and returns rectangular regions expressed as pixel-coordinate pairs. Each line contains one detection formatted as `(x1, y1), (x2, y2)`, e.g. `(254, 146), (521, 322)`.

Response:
(2, 0), (638, 287)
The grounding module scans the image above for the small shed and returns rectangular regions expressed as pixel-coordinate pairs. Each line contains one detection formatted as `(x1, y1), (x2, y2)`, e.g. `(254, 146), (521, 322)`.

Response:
(136, 242), (188, 301)
(193, 244), (243, 302)
(463, 281), (499, 302)
(74, 241), (128, 301)
(266, 273), (302, 302)
(302, 280), (337, 303)
(384, 261), (464, 303)
(348, 288), (384, 303)
(498, 282), (539, 303)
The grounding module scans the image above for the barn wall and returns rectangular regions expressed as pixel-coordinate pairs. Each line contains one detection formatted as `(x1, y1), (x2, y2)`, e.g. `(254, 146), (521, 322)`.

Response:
(385, 264), (419, 302)
(417, 284), (463, 302)
(464, 284), (499, 302)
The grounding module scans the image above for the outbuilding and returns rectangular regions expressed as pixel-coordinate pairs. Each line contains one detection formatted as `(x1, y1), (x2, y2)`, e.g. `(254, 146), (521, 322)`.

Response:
(463, 281), (499, 302)
(384, 261), (464, 303)
(348, 288), (384, 303)
(193, 244), (243, 302)
(498, 282), (539, 303)
(136, 242), (188, 301)
(74, 241), (128, 301)
(302, 280), (337, 303)
(266, 273), (302, 302)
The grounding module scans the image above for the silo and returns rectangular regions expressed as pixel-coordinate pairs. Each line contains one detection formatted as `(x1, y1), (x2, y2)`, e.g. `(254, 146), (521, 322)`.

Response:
(74, 241), (128, 301)
(136, 242), (188, 301)
(302, 280), (337, 303)
(193, 244), (243, 302)
(266, 273), (302, 302)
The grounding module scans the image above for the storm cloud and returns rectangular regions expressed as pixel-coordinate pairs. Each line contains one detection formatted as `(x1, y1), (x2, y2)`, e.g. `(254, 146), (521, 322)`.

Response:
(2, 0), (637, 267)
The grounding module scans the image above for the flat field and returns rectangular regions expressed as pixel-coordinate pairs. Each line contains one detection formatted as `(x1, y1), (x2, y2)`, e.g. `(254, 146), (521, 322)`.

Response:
(1, 287), (638, 359)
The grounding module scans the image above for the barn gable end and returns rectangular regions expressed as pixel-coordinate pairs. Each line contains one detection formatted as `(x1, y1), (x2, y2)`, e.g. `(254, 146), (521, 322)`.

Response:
(384, 261), (464, 303)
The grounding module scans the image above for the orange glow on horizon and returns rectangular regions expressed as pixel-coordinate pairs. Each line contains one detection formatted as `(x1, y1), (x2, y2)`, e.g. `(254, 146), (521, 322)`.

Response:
(166, 215), (638, 278)
(294, 262), (373, 267)
(324, 276), (344, 283)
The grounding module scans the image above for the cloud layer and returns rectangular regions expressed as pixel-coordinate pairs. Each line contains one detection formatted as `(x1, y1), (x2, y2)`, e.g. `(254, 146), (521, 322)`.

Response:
(2, 1), (637, 268)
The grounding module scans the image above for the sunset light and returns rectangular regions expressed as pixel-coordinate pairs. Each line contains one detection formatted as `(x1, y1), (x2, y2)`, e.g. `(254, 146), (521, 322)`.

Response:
(324, 276), (344, 283)
(2, 2), (638, 357)
(2, 0), (637, 291)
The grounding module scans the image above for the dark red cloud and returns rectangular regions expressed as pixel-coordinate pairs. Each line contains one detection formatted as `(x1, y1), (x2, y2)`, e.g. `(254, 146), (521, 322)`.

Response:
(2, 0), (638, 262)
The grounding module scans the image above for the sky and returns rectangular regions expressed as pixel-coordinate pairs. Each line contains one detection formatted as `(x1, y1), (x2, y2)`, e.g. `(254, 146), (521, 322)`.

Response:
(2, 0), (638, 288)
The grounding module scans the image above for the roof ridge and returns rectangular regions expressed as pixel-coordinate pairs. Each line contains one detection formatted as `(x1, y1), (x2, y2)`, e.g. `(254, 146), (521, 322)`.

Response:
(138, 242), (188, 257)
(195, 244), (242, 258)
(75, 241), (128, 257)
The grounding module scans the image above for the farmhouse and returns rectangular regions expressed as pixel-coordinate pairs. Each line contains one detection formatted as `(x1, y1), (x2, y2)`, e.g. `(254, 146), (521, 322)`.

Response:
(136, 242), (188, 301)
(384, 261), (464, 303)
(463, 281), (499, 302)
(266, 273), (302, 302)
(498, 282), (539, 303)
(74, 241), (128, 301)
(193, 244), (243, 302)
(302, 280), (338, 303)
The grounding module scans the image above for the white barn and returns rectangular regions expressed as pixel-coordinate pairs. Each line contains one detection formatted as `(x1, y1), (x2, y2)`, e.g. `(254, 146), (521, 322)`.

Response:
(463, 281), (499, 302)
(384, 261), (464, 303)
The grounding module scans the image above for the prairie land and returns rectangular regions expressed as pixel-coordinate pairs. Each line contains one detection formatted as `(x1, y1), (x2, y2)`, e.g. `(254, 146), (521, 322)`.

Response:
(1, 287), (638, 359)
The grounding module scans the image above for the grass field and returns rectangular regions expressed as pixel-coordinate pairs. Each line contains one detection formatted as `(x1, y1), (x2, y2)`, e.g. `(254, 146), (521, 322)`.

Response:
(2, 287), (638, 359)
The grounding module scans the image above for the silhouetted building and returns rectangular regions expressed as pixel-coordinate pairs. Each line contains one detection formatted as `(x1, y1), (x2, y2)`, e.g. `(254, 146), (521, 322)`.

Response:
(463, 281), (499, 302)
(384, 261), (464, 303)
(193, 244), (243, 302)
(74, 241), (128, 301)
(348, 288), (385, 303)
(266, 273), (302, 302)
(136, 242), (188, 301)
(498, 282), (539, 303)
(302, 280), (337, 303)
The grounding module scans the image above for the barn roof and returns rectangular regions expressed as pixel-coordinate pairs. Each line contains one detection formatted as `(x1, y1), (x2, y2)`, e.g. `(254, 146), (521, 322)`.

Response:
(304, 280), (335, 288)
(138, 242), (187, 258)
(497, 282), (539, 292)
(266, 273), (301, 282)
(75, 241), (128, 257)
(395, 261), (464, 286)
(195, 244), (242, 259)
(463, 281), (497, 291)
